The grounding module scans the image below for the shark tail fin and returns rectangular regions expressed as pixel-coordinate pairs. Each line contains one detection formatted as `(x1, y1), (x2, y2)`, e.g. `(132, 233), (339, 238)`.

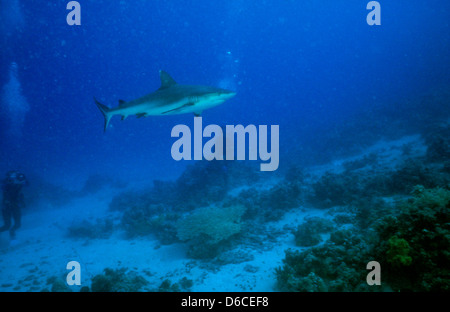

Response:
(94, 97), (112, 132)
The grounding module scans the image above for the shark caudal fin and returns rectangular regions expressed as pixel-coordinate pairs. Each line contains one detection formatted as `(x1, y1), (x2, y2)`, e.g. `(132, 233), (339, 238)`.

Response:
(94, 97), (112, 132)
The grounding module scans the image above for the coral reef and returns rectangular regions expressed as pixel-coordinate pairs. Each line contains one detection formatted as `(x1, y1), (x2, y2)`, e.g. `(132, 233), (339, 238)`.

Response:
(158, 277), (193, 292)
(158, 279), (180, 292)
(309, 171), (364, 208)
(293, 217), (334, 247)
(172, 161), (260, 210)
(177, 205), (246, 244)
(351, 196), (392, 230)
(276, 230), (371, 292)
(308, 154), (449, 209)
(120, 203), (179, 243)
(66, 218), (114, 239)
(176, 205), (246, 259)
(386, 236), (412, 267)
(90, 268), (148, 292)
(110, 160), (254, 212)
(423, 123), (450, 163)
(387, 159), (444, 193)
(373, 186), (450, 291)
(259, 181), (303, 217)
(43, 276), (72, 292)
(226, 170), (304, 222)
(110, 160), (261, 243)
(277, 186), (450, 292)
(79, 174), (126, 195)
(101, 118), (449, 291)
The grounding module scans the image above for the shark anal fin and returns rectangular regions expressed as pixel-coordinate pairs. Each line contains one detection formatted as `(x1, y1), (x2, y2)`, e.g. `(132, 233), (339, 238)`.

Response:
(136, 113), (147, 118)
(162, 102), (194, 115)
(194, 111), (202, 117)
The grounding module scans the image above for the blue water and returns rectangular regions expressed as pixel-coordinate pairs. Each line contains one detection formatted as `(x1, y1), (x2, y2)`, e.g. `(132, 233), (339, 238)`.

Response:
(0, 1), (449, 292)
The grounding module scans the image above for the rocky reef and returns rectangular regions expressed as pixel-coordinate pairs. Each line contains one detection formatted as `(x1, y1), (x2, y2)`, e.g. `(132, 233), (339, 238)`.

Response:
(60, 120), (449, 292)
(276, 185), (450, 292)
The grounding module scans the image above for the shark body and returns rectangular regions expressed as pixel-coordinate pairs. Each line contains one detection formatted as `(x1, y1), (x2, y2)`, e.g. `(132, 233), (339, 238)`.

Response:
(94, 70), (236, 132)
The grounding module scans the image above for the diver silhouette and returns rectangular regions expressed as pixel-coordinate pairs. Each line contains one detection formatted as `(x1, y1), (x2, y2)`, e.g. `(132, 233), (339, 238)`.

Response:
(0, 170), (28, 240)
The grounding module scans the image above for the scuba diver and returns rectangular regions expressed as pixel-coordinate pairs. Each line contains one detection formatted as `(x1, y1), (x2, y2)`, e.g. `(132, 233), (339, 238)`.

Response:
(0, 170), (28, 240)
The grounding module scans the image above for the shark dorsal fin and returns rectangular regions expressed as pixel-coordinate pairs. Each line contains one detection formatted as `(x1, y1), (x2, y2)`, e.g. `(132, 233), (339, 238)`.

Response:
(159, 70), (177, 90)
(119, 99), (126, 106)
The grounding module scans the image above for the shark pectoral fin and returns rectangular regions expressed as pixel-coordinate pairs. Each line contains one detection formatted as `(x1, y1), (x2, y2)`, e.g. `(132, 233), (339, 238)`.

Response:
(194, 111), (202, 117)
(162, 103), (195, 115)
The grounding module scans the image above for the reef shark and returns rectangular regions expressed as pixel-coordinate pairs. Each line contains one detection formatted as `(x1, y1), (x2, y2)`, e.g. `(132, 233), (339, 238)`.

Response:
(94, 70), (236, 132)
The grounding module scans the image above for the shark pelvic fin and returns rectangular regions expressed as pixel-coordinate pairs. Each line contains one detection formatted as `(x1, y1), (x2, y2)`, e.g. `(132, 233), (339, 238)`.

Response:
(158, 70), (177, 90)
